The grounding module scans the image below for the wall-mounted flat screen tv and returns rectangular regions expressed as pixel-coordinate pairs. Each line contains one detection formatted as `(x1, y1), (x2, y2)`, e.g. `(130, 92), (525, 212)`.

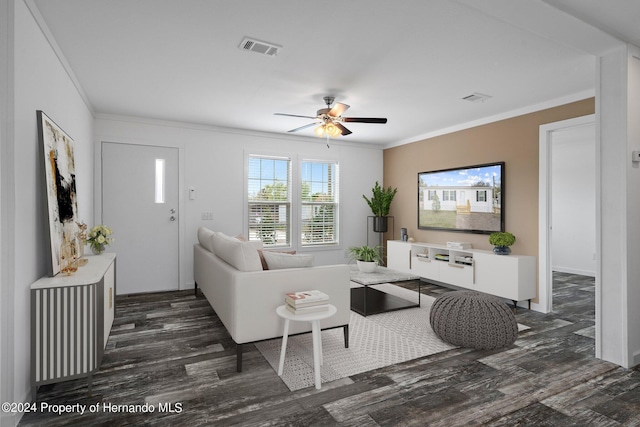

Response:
(418, 162), (504, 234)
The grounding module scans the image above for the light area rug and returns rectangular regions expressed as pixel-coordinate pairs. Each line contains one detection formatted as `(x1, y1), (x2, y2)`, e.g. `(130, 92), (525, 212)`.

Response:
(257, 283), (524, 391)
(257, 284), (530, 391)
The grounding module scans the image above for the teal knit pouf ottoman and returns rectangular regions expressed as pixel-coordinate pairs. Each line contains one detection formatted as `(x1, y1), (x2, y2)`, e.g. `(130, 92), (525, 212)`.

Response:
(429, 290), (518, 350)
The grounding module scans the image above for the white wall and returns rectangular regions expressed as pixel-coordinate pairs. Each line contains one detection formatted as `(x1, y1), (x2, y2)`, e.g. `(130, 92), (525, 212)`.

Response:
(7, 0), (94, 417)
(94, 116), (383, 289)
(626, 45), (640, 367)
(597, 43), (640, 368)
(0, 1), (14, 425)
(551, 124), (596, 276)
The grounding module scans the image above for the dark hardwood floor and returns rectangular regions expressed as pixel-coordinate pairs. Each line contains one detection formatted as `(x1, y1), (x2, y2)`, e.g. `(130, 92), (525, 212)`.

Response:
(19, 272), (640, 426)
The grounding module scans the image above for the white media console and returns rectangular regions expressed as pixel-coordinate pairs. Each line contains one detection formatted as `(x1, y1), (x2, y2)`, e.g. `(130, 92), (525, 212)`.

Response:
(387, 240), (536, 308)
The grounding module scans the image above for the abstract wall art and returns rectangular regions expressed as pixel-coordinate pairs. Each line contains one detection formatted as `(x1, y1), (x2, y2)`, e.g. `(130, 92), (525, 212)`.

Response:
(37, 110), (79, 276)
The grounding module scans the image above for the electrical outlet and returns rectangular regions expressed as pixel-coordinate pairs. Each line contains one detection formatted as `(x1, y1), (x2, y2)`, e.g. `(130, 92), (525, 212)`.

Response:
(201, 211), (213, 220)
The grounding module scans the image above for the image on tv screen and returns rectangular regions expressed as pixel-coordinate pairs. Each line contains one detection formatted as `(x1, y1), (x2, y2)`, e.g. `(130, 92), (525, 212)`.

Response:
(418, 162), (504, 234)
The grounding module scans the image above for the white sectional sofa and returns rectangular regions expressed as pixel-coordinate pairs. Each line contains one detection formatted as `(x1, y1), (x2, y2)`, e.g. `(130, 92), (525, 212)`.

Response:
(193, 227), (351, 372)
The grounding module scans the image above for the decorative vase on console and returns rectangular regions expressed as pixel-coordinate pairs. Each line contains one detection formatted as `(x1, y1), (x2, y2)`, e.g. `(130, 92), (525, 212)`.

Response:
(60, 223), (79, 275)
(492, 246), (511, 255)
(76, 221), (88, 265)
(488, 231), (516, 256)
(87, 224), (114, 256)
(91, 244), (105, 255)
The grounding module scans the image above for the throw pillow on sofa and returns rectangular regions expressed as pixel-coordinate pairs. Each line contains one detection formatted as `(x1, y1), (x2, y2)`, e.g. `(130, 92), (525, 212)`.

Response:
(235, 233), (305, 270)
(257, 249), (296, 270)
(211, 232), (263, 272)
(262, 251), (314, 270)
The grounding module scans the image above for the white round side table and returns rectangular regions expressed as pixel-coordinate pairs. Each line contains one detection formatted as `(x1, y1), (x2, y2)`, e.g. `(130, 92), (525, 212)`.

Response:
(275, 304), (337, 390)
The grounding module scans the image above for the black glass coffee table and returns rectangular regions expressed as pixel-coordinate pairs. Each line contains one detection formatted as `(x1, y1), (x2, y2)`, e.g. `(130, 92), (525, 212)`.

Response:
(349, 266), (421, 316)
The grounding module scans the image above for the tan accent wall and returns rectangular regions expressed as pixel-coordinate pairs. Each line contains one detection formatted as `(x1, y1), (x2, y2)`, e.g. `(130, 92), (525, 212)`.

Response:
(383, 98), (594, 301)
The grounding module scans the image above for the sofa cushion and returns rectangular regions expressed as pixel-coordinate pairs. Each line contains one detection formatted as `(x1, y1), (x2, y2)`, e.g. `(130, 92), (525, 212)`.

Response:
(258, 250), (296, 270)
(197, 227), (215, 252)
(262, 251), (314, 270)
(212, 232), (263, 272)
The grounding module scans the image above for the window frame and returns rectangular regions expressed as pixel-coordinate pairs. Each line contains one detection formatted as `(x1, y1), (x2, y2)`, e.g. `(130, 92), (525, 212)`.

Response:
(245, 152), (341, 251)
(300, 159), (339, 247)
(246, 154), (292, 248)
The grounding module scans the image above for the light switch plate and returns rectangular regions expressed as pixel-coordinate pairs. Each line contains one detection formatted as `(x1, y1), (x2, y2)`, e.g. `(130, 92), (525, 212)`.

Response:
(632, 151), (640, 162)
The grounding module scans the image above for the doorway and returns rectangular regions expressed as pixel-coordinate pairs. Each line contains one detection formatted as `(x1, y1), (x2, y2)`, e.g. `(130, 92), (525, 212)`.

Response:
(101, 142), (180, 294)
(539, 114), (596, 313)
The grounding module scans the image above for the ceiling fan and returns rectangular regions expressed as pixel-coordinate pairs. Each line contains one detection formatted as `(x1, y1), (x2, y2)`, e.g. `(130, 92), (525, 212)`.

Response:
(274, 96), (387, 137)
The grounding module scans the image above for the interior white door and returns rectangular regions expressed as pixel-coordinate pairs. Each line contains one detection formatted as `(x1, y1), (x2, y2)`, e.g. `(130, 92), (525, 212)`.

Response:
(101, 142), (179, 294)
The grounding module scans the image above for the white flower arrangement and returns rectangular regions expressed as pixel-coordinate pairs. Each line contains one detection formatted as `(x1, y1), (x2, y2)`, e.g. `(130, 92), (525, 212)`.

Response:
(87, 225), (114, 253)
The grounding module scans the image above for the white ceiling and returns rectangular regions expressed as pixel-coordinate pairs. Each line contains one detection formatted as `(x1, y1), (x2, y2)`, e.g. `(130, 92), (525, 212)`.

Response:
(30, 0), (639, 146)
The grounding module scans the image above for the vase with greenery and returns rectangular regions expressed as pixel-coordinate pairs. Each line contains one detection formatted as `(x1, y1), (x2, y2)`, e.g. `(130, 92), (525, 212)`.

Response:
(362, 181), (398, 232)
(349, 245), (383, 272)
(87, 224), (114, 255)
(489, 231), (516, 255)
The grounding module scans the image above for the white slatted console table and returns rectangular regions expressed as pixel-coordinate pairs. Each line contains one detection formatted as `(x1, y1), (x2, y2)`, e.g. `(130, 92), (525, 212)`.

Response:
(30, 253), (116, 400)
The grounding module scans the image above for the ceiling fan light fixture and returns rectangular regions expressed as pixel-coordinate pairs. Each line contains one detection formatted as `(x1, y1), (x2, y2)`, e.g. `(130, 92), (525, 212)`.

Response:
(314, 123), (342, 138)
(325, 123), (341, 137)
(275, 97), (386, 137)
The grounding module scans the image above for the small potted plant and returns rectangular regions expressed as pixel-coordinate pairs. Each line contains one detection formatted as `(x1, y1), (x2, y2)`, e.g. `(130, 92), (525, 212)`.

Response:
(349, 245), (383, 273)
(362, 181), (398, 232)
(489, 231), (516, 255)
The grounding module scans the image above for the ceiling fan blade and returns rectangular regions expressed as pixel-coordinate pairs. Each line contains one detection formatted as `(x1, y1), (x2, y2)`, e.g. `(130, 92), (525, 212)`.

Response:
(328, 102), (350, 117)
(342, 117), (388, 124)
(288, 122), (319, 133)
(274, 113), (318, 119)
(335, 123), (352, 136)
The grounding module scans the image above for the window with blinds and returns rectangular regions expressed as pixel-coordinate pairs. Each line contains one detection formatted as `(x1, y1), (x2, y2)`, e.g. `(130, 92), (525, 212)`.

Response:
(301, 160), (339, 246)
(247, 156), (291, 247)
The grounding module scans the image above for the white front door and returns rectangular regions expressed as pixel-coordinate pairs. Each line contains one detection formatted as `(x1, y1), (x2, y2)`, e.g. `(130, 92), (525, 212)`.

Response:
(101, 142), (179, 294)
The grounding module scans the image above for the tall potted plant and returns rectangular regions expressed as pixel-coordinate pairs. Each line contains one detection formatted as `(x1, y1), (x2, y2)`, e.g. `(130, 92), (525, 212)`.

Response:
(363, 181), (398, 232)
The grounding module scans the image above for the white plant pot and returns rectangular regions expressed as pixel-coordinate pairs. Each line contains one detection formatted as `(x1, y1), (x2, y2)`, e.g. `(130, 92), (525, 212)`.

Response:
(357, 260), (378, 273)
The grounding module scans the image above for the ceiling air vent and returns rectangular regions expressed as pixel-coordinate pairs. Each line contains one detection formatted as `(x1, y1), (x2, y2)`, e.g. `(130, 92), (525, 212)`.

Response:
(462, 93), (492, 103)
(239, 37), (281, 57)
